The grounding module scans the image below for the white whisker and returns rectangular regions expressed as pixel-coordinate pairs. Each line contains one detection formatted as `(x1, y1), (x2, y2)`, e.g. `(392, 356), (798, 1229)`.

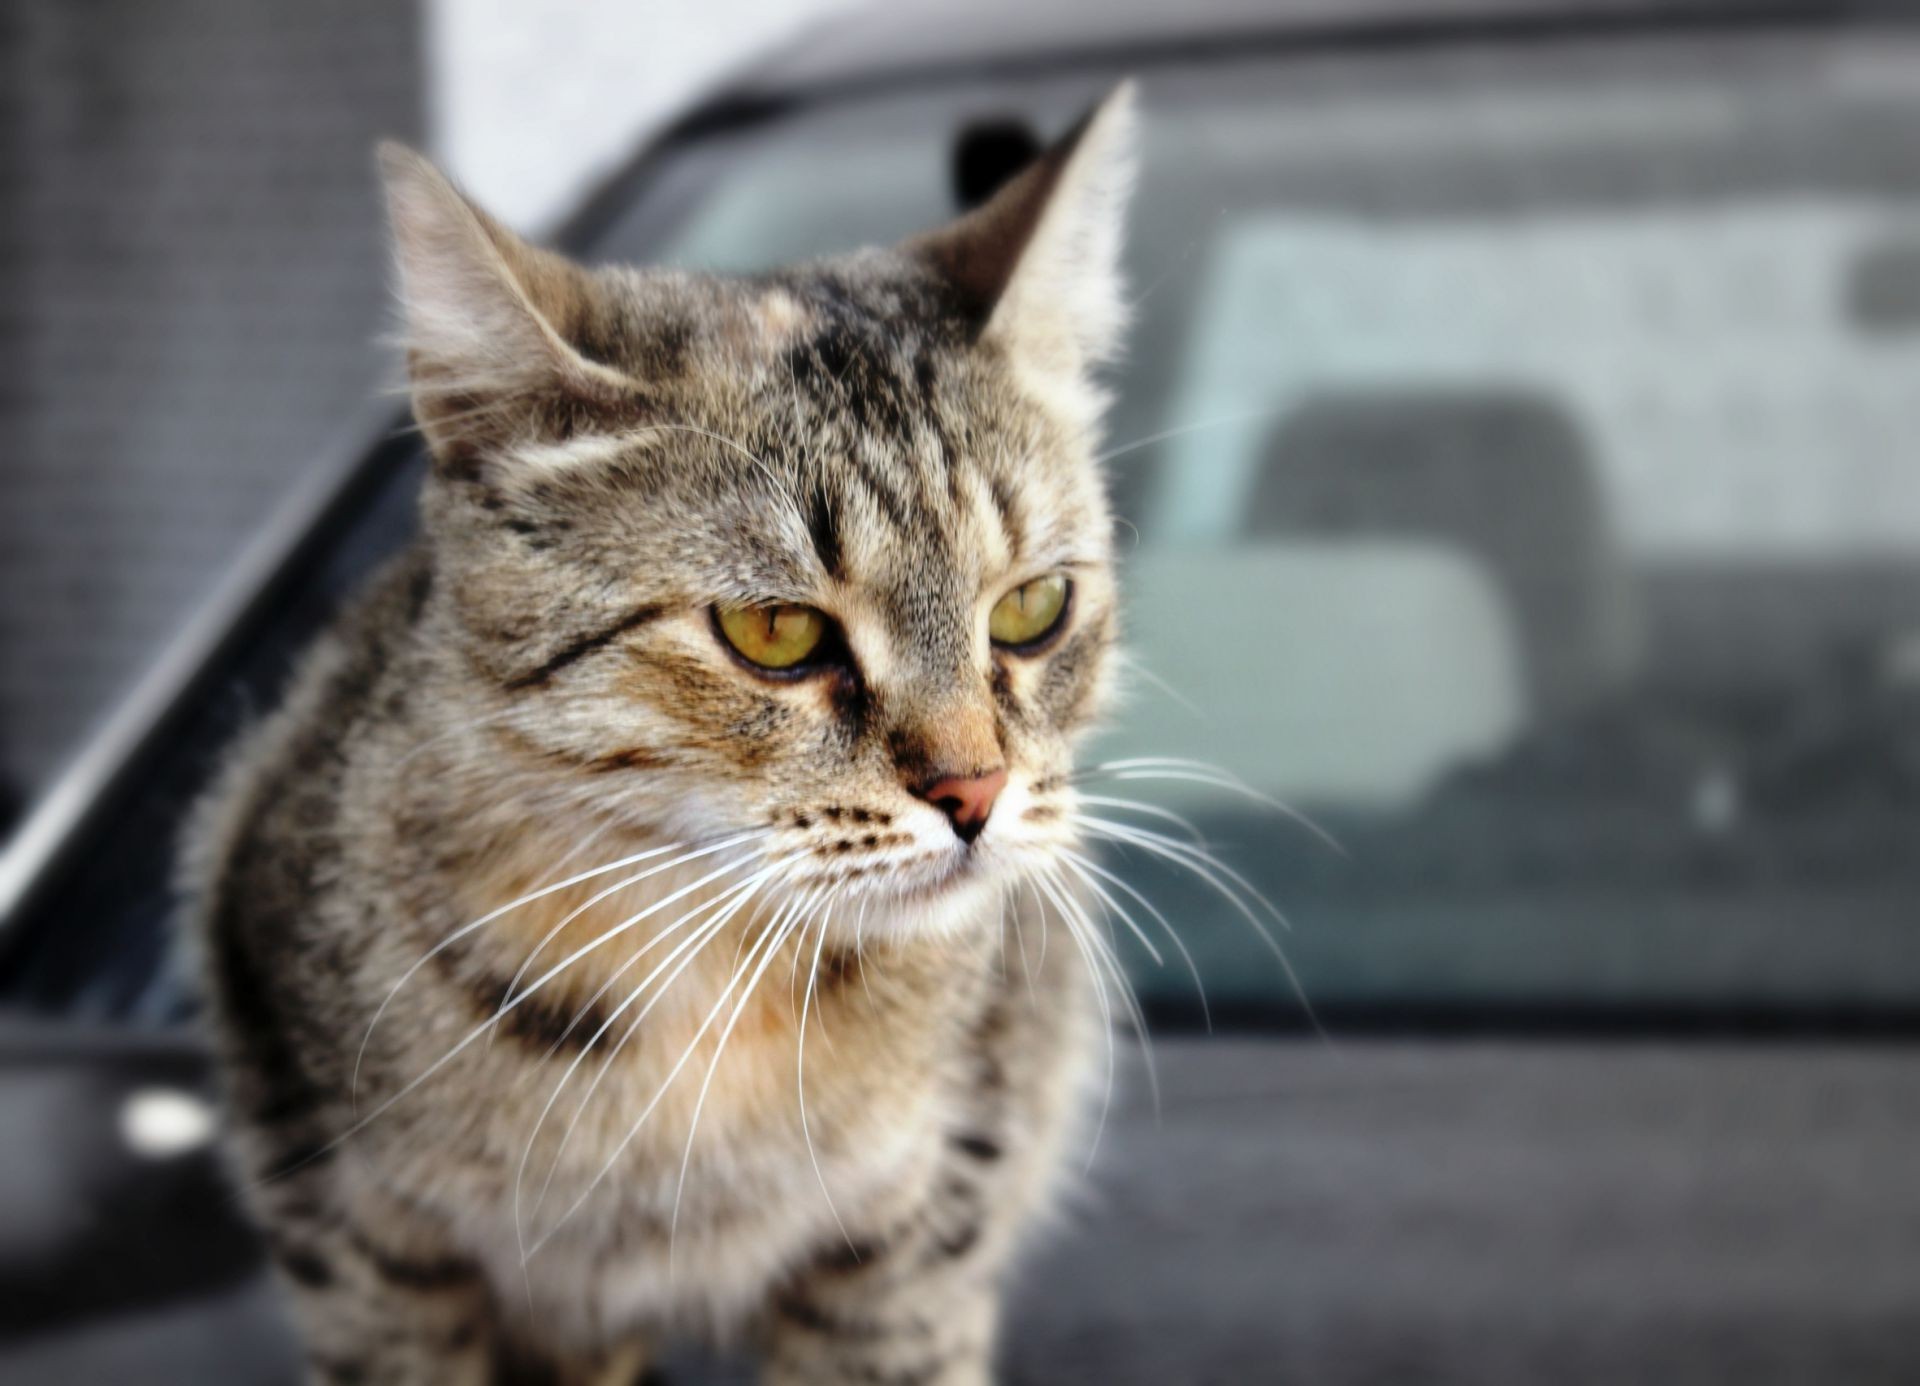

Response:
(516, 859), (788, 1259)
(1060, 858), (1163, 968)
(664, 887), (818, 1279)
(492, 840), (773, 1022)
(527, 870), (804, 1233)
(1080, 816), (1290, 934)
(352, 836), (709, 1107)
(851, 892), (880, 1013)
(1002, 888), (1037, 1002)
(1086, 758), (1347, 857)
(1079, 815), (1324, 1038)
(492, 831), (768, 1025)
(1074, 793), (1207, 846)
(1027, 867), (1119, 1168)
(531, 882), (811, 1257)
(1060, 847), (1210, 1033)
(797, 895), (856, 1254)
(1091, 406), (1282, 468)
(1044, 863), (1158, 1110)
(529, 863), (774, 1070)
(1114, 651), (1205, 718)
(1024, 876), (1051, 977)
(329, 846), (773, 1168)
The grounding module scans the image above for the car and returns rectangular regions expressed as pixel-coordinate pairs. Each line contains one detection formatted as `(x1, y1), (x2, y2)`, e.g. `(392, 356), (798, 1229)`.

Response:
(6, 2), (1920, 1381)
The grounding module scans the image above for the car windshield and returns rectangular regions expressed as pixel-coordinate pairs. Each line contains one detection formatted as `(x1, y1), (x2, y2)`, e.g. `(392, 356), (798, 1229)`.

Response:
(591, 35), (1920, 1023)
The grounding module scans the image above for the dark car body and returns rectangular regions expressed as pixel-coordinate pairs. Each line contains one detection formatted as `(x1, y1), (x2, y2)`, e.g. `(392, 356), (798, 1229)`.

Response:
(5, 3), (1920, 1382)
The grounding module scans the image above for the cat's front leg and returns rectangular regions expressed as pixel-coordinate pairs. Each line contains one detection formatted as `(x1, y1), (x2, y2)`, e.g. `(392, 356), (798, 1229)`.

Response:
(761, 1267), (998, 1386)
(759, 1169), (1020, 1386)
(253, 1174), (495, 1386)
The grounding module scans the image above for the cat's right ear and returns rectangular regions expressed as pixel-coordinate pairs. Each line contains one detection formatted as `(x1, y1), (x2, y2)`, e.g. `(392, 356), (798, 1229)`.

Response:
(378, 143), (634, 469)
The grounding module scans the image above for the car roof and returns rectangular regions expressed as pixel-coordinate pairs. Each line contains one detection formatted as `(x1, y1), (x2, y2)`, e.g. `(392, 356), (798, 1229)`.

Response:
(718, 0), (1851, 104)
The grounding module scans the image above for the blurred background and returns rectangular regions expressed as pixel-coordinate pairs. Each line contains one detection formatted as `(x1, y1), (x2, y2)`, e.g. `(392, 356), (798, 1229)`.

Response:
(5, 1), (1920, 1382)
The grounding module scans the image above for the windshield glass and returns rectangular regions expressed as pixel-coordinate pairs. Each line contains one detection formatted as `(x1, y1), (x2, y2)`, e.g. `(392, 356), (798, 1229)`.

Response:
(595, 38), (1920, 1023)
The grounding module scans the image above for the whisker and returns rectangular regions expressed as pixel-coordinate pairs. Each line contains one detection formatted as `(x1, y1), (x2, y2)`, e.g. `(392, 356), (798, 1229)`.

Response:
(851, 892), (880, 1014)
(1036, 863), (1152, 1151)
(993, 893), (1009, 985)
(530, 881), (811, 1256)
(1080, 816), (1291, 934)
(1058, 859), (1163, 968)
(666, 888), (819, 1279)
(1045, 862), (1158, 1102)
(492, 831), (768, 1026)
(1114, 651), (1205, 718)
(516, 859), (787, 1258)
(507, 845), (783, 1053)
(635, 421), (806, 533)
(352, 836), (706, 1107)
(515, 857), (782, 1088)
(1091, 406), (1284, 468)
(1059, 847), (1211, 1034)
(1073, 793), (1207, 846)
(333, 845), (770, 1166)
(1024, 876), (1051, 977)
(527, 872), (804, 1232)
(1027, 867), (1121, 1167)
(1084, 758), (1347, 858)
(1079, 815), (1324, 1039)
(1000, 889), (1037, 1003)
(797, 895), (856, 1255)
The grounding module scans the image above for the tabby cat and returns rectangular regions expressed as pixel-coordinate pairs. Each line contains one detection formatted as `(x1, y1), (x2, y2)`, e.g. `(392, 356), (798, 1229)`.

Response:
(189, 85), (1141, 1385)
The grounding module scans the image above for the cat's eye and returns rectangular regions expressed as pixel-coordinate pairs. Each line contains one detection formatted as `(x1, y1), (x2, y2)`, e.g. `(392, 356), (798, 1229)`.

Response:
(989, 573), (1071, 650)
(716, 603), (829, 671)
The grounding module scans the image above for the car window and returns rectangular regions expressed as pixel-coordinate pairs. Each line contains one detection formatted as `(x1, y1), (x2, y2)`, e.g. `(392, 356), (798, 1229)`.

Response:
(596, 41), (1920, 1023)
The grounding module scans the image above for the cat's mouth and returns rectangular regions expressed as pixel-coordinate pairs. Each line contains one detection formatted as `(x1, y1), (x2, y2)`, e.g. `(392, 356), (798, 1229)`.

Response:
(809, 837), (1004, 913)
(892, 846), (985, 900)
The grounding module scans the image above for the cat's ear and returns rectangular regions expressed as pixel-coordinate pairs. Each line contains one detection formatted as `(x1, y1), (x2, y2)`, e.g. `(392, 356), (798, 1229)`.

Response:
(907, 82), (1136, 396)
(378, 142), (633, 465)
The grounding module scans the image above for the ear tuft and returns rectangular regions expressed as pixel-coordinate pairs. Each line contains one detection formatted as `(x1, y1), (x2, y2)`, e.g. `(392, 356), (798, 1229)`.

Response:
(908, 82), (1137, 390)
(377, 142), (631, 462)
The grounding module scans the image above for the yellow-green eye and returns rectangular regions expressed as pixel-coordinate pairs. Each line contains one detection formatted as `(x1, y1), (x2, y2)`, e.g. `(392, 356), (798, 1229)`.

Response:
(989, 573), (1070, 649)
(717, 604), (828, 670)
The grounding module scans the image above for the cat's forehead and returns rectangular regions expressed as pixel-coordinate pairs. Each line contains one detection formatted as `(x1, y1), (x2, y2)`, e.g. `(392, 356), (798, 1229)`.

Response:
(598, 261), (1103, 584)
(602, 259), (979, 419)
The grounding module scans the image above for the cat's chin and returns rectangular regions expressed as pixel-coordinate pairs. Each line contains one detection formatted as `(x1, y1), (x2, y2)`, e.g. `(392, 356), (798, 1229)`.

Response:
(833, 849), (1009, 940)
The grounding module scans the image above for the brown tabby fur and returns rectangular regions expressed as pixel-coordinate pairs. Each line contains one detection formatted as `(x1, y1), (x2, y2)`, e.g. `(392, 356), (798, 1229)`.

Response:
(186, 86), (1138, 1385)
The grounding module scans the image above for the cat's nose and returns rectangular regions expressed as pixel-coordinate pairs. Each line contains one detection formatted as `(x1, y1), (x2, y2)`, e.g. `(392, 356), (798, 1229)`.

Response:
(913, 768), (1008, 845)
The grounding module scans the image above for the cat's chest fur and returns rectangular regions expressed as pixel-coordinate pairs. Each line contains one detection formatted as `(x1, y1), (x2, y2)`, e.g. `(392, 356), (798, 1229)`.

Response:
(348, 839), (996, 1327)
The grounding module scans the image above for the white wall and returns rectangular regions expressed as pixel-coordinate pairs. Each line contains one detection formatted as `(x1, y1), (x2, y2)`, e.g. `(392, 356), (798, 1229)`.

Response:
(425, 0), (857, 232)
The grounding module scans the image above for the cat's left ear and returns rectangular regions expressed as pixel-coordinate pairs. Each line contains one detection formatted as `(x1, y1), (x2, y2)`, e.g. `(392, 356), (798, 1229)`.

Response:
(907, 82), (1137, 398)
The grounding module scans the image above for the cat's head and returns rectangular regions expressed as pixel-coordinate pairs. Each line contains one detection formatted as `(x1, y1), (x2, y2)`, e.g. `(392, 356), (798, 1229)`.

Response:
(382, 87), (1135, 933)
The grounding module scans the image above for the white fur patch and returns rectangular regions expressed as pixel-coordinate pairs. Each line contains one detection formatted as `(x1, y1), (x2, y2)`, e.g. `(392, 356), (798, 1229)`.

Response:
(505, 432), (645, 473)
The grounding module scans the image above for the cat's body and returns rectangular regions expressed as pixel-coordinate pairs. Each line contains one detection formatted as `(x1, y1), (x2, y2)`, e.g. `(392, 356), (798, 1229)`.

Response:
(188, 88), (1136, 1384)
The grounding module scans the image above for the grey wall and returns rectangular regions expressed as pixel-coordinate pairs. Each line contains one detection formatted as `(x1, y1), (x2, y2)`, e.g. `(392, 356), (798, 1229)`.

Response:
(0, 3), (422, 820)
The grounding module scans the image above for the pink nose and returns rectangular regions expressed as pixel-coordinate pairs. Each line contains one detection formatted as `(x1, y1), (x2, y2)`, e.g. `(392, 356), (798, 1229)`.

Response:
(915, 768), (1008, 844)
